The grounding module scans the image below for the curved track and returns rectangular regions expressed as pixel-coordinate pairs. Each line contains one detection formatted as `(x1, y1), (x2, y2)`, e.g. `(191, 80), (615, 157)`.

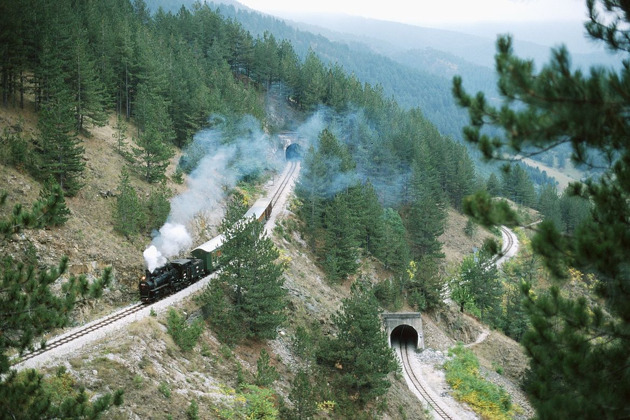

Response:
(396, 225), (518, 418)
(493, 225), (517, 269)
(398, 341), (455, 420)
(15, 160), (300, 367)
(499, 226), (514, 257)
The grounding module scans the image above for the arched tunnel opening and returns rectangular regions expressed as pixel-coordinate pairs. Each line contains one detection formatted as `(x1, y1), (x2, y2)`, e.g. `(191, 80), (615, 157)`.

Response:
(285, 143), (302, 160)
(390, 324), (419, 349)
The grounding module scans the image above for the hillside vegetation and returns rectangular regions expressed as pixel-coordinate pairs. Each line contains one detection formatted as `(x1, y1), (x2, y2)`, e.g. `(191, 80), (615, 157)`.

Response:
(0, 0), (499, 417)
(1, 0), (618, 418)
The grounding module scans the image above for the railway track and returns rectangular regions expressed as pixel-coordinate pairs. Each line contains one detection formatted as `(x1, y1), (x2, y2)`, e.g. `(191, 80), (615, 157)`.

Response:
(493, 225), (516, 268)
(270, 160), (298, 207)
(18, 303), (147, 364)
(499, 225), (514, 257)
(15, 160), (300, 368)
(398, 342), (455, 420)
(396, 226), (517, 418)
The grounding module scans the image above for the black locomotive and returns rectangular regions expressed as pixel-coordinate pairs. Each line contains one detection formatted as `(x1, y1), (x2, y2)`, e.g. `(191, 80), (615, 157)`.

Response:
(139, 258), (205, 302)
(139, 198), (273, 303)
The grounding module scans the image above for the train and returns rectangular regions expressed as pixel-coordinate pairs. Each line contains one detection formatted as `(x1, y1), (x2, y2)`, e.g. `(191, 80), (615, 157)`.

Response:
(139, 197), (273, 303)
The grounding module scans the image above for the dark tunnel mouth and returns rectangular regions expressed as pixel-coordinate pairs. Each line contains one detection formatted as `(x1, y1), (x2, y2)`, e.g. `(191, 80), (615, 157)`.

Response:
(390, 324), (419, 348)
(285, 143), (302, 160)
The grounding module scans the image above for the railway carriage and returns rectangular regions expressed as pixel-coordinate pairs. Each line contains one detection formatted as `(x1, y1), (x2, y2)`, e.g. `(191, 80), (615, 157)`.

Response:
(191, 234), (225, 273)
(243, 197), (272, 222)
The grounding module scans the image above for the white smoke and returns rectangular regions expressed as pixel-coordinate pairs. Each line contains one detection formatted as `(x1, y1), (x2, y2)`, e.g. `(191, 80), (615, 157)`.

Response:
(143, 245), (165, 274)
(296, 106), (328, 145)
(144, 223), (193, 272)
(142, 114), (283, 272)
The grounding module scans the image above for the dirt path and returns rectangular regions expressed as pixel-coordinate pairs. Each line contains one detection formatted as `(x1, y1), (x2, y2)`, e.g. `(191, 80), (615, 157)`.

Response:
(465, 329), (490, 348)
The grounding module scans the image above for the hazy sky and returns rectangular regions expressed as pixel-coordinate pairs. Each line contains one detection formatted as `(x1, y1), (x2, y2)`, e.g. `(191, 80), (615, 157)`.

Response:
(238, 0), (587, 26)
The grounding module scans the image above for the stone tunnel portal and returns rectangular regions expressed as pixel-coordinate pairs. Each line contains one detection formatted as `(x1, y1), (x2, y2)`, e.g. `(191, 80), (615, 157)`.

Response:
(382, 312), (424, 350)
(390, 324), (419, 349)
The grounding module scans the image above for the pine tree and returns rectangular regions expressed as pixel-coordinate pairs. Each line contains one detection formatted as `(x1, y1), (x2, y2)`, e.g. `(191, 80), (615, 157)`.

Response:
(288, 369), (317, 420)
(37, 87), (86, 197)
(298, 50), (326, 110)
(501, 283), (529, 342)
(144, 186), (171, 233)
(486, 173), (501, 197)
(113, 169), (145, 237)
(536, 184), (563, 230)
(0, 183), (71, 237)
(253, 31), (280, 89)
(0, 184), (69, 238)
(405, 155), (447, 259)
(0, 237), (121, 416)
(38, 178), (71, 227)
(453, 1), (630, 415)
(317, 281), (398, 406)
(350, 182), (385, 257)
(132, 84), (175, 183)
(558, 190), (591, 234)
(295, 145), (327, 247)
(295, 129), (357, 254)
(322, 193), (360, 282)
(407, 256), (445, 311)
(380, 207), (410, 275)
(457, 250), (503, 322)
(69, 30), (107, 133)
(197, 283), (244, 345)
(113, 113), (128, 152)
(254, 348), (279, 387)
(211, 198), (287, 341)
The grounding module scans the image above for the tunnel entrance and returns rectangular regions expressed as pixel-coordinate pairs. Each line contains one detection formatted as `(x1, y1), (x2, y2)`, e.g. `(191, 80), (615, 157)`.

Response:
(390, 324), (419, 349)
(383, 312), (424, 349)
(285, 143), (302, 160)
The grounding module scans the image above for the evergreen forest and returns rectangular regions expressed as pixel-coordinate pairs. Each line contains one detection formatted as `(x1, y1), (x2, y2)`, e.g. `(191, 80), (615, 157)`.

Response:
(1, 0), (628, 418)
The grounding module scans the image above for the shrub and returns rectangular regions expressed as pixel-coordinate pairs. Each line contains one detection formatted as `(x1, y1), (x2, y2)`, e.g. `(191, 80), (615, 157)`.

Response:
(158, 381), (171, 399)
(444, 345), (511, 419)
(166, 308), (203, 352)
(254, 349), (279, 387)
(218, 385), (278, 419)
(186, 400), (199, 420)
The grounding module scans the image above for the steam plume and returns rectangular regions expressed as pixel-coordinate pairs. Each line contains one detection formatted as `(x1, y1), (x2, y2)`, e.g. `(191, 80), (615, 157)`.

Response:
(143, 115), (282, 272)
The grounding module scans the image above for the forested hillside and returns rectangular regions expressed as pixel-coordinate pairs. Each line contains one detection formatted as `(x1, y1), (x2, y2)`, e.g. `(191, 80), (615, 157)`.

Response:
(0, 0), (478, 417)
(151, 0), (583, 186)
(1, 0), (616, 418)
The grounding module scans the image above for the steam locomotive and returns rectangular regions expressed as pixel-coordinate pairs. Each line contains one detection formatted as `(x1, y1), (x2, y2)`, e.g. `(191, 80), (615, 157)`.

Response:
(139, 198), (272, 303)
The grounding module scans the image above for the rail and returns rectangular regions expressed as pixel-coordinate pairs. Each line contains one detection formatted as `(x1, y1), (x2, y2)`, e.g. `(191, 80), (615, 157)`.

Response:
(17, 303), (146, 364)
(15, 160), (300, 367)
(270, 160), (298, 207)
(398, 341), (455, 420)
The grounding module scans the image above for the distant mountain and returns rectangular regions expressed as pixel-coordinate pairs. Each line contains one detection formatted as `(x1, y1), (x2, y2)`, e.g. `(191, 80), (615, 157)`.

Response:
(145, 0), (246, 13)
(277, 13), (620, 71)
(204, 3), (472, 139)
(143, 0), (617, 168)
